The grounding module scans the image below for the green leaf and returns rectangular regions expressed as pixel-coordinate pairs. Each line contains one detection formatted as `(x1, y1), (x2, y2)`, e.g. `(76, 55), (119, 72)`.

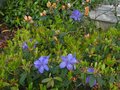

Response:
(10, 86), (19, 90)
(39, 84), (47, 90)
(97, 77), (104, 86)
(51, 88), (59, 90)
(109, 77), (115, 83)
(42, 78), (52, 83)
(46, 79), (54, 88)
(0, 81), (10, 87)
(89, 76), (96, 87)
(94, 62), (98, 68)
(19, 72), (27, 86)
(67, 71), (72, 80)
(51, 80), (54, 87)
(81, 73), (86, 81)
(0, 11), (4, 16)
(101, 64), (105, 71)
(47, 80), (52, 88)
(53, 77), (62, 82)
(28, 82), (33, 90)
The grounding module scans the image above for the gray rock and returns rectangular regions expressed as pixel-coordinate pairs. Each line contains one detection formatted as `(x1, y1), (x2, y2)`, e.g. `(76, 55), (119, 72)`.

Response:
(89, 5), (120, 30)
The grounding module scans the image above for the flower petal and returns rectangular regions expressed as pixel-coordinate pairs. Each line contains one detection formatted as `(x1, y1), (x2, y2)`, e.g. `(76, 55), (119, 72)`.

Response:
(61, 56), (67, 62)
(60, 62), (66, 68)
(70, 15), (75, 19)
(39, 56), (49, 64)
(44, 65), (49, 71)
(86, 76), (90, 83)
(67, 54), (77, 64)
(87, 68), (94, 73)
(70, 57), (77, 64)
(38, 66), (44, 73)
(34, 60), (40, 69)
(74, 17), (78, 21)
(43, 56), (49, 64)
(94, 79), (97, 86)
(22, 42), (28, 50)
(38, 56), (43, 62)
(67, 54), (73, 61)
(67, 64), (73, 70)
(86, 76), (96, 86)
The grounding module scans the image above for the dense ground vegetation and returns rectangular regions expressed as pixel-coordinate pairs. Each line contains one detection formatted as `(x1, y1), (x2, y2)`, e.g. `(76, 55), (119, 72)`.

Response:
(0, 0), (120, 90)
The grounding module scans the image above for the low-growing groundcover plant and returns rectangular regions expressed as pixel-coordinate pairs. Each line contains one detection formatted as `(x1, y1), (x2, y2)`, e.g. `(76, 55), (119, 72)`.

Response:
(0, 0), (120, 90)
(0, 27), (120, 90)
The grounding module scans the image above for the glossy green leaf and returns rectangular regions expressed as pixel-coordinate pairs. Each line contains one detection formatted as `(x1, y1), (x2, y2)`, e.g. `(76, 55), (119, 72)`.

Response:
(51, 80), (54, 87)
(97, 77), (104, 86)
(89, 76), (96, 87)
(42, 78), (52, 83)
(53, 77), (62, 82)
(39, 84), (47, 90)
(19, 72), (27, 86)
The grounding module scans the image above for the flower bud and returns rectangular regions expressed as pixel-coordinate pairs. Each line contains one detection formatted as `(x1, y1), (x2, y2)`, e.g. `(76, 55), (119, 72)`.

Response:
(40, 10), (47, 16)
(24, 15), (33, 23)
(28, 16), (32, 21)
(53, 36), (58, 42)
(82, 2), (85, 5)
(24, 15), (28, 21)
(62, 5), (66, 10)
(84, 6), (89, 16)
(55, 30), (60, 35)
(56, 0), (59, 2)
(47, 1), (51, 8)
(52, 3), (57, 8)
(67, 3), (71, 8)
(84, 33), (90, 38)
(43, 10), (46, 16)
(40, 13), (43, 16)
(86, 0), (90, 3)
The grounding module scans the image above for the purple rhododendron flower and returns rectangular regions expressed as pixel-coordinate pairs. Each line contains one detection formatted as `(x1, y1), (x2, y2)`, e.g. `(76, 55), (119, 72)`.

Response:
(22, 42), (28, 50)
(34, 56), (49, 74)
(87, 68), (94, 73)
(70, 10), (82, 21)
(86, 76), (96, 86)
(59, 54), (78, 70)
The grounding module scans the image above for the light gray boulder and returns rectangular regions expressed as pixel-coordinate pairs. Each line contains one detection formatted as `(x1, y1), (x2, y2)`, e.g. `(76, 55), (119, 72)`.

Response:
(89, 5), (120, 30)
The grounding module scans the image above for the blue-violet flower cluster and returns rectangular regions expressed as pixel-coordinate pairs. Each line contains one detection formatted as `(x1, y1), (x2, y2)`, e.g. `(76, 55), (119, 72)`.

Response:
(34, 54), (78, 74)
(34, 56), (49, 73)
(70, 10), (82, 21)
(59, 54), (78, 70)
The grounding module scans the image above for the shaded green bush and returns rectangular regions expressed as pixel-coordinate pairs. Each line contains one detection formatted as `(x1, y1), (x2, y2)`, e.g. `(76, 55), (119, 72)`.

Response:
(1, 0), (106, 29)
